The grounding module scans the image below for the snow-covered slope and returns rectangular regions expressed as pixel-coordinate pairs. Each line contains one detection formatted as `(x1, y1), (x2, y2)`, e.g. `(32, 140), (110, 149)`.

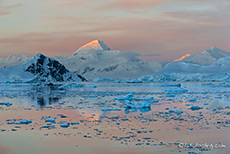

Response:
(0, 54), (29, 69)
(161, 56), (230, 74)
(180, 47), (230, 65)
(0, 53), (85, 83)
(138, 56), (230, 82)
(56, 40), (163, 80)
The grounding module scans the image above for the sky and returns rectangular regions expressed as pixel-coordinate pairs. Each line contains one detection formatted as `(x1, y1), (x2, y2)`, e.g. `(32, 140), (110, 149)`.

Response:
(0, 0), (229, 62)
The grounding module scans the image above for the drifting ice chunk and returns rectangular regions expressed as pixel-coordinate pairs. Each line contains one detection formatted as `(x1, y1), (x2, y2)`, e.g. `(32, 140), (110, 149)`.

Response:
(41, 125), (55, 129)
(190, 106), (203, 111)
(125, 100), (150, 109)
(16, 120), (32, 125)
(45, 117), (56, 123)
(0, 102), (13, 107)
(60, 123), (70, 128)
(115, 93), (134, 101)
(71, 122), (79, 125)
(86, 85), (97, 88)
(168, 110), (184, 114)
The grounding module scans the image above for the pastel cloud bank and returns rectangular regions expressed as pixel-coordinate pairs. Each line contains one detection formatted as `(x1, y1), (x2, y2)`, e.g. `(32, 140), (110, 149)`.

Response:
(0, 0), (229, 62)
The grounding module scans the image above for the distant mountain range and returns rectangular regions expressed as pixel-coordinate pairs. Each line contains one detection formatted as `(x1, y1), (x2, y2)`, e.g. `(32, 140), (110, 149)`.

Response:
(173, 47), (230, 65)
(0, 40), (229, 83)
(139, 47), (230, 82)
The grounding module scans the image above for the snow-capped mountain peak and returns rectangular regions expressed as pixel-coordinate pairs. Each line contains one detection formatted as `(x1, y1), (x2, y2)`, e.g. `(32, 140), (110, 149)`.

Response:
(7, 54), (29, 62)
(0, 54), (29, 69)
(181, 47), (230, 65)
(73, 40), (110, 56)
(23, 53), (85, 82)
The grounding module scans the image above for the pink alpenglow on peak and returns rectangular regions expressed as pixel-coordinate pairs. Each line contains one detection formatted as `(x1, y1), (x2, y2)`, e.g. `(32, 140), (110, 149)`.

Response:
(173, 53), (191, 62)
(73, 40), (110, 56)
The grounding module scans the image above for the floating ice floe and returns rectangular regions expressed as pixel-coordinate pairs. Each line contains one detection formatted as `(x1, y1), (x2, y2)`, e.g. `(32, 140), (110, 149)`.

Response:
(115, 93), (134, 101)
(41, 125), (55, 129)
(0, 102), (13, 107)
(16, 120), (32, 125)
(165, 94), (175, 97)
(85, 85), (97, 89)
(73, 84), (84, 88)
(45, 106), (53, 109)
(115, 93), (158, 103)
(71, 122), (79, 125)
(124, 100), (151, 109)
(168, 110), (184, 114)
(60, 123), (70, 128)
(45, 117), (56, 123)
(190, 106), (203, 111)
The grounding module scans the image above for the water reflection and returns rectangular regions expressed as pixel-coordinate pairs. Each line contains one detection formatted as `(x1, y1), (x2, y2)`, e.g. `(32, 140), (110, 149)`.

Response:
(29, 84), (68, 108)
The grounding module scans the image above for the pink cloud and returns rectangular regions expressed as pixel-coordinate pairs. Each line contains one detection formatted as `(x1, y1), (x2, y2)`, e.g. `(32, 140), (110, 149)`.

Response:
(0, 11), (11, 16)
(97, 0), (166, 13)
(164, 11), (230, 26)
(47, 0), (88, 10)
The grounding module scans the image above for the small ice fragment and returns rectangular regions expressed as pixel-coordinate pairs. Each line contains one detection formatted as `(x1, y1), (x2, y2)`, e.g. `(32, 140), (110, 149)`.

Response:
(136, 143), (142, 145)
(165, 94), (175, 97)
(45, 117), (56, 123)
(143, 137), (151, 140)
(0, 102), (12, 107)
(71, 122), (79, 125)
(7, 122), (14, 125)
(60, 123), (70, 128)
(86, 85), (97, 88)
(45, 106), (53, 109)
(16, 120), (32, 125)
(190, 106), (203, 111)
(41, 125), (55, 129)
